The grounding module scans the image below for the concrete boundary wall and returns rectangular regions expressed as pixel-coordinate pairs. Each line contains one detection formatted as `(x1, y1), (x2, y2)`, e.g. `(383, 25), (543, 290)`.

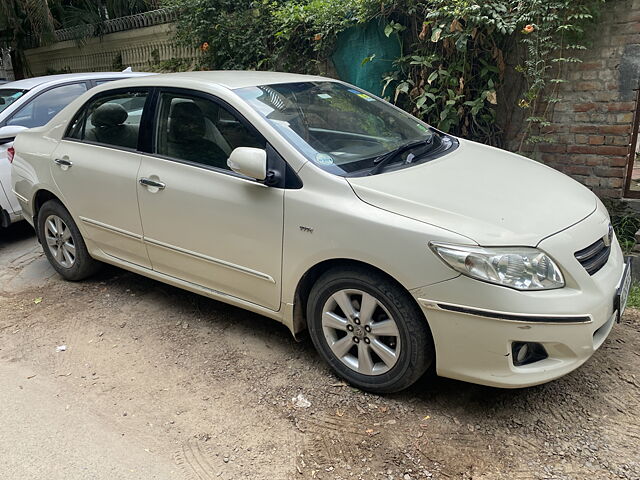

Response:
(24, 23), (199, 76)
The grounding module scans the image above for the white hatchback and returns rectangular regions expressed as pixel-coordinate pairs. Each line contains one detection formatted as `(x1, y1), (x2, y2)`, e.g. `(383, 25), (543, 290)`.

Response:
(11, 72), (629, 393)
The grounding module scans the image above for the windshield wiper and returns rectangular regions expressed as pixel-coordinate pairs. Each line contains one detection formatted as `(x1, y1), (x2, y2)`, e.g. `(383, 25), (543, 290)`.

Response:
(368, 137), (433, 176)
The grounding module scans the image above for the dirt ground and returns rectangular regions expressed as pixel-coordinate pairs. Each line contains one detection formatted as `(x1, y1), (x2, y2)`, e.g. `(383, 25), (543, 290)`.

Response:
(1, 222), (639, 480)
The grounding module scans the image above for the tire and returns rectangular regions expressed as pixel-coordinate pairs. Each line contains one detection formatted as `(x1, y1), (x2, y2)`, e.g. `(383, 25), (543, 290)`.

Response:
(307, 266), (434, 393)
(37, 200), (101, 281)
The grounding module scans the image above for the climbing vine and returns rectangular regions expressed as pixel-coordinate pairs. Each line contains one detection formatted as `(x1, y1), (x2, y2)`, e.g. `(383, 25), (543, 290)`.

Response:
(515, 0), (603, 149)
(381, 0), (604, 147)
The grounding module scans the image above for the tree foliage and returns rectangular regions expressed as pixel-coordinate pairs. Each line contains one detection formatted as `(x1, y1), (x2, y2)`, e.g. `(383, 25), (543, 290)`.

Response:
(3, 0), (604, 148)
(0, 0), (158, 76)
(166, 0), (604, 147)
(166, 0), (381, 72)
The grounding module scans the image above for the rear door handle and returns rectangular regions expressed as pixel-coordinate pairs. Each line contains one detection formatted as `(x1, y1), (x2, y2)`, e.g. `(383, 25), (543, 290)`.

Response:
(139, 177), (166, 190)
(54, 158), (72, 168)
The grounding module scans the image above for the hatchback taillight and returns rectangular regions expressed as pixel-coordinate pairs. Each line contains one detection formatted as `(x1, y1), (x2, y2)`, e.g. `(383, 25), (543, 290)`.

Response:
(7, 146), (15, 163)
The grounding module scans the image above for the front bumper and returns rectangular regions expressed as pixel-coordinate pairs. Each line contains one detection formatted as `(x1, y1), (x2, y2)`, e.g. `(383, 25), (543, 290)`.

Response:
(412, 206), (625, 388)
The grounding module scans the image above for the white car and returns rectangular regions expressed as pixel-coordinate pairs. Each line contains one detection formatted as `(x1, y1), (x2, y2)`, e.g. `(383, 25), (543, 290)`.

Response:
(0, 71), (151, 228)
(11, 72), (630, 393)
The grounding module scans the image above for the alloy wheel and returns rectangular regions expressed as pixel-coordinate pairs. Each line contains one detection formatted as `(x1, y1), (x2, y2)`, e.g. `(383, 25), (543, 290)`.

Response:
(321, 289), (401, 375)
(44, 214), (76, 268)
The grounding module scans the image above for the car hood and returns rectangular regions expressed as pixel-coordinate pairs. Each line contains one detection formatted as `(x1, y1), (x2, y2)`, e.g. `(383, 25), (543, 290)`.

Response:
(346, 139), (597, 246)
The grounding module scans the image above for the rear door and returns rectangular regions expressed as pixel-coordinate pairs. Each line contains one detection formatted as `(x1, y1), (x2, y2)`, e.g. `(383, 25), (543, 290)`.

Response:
(50, 88), (152, 268)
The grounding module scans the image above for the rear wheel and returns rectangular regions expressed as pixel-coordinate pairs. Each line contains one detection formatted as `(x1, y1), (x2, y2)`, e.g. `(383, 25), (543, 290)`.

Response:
(38, 200), (101, 281)
(307, 266), (434, 393)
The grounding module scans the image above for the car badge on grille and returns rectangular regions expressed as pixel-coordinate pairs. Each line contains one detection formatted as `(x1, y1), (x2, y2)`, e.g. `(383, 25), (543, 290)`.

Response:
(603, 224), (613, 247)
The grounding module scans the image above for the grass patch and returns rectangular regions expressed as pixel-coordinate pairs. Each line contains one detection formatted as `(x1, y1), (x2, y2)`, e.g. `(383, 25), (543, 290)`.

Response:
(603, 199), (640, 254)
(627, 282), (640, 309)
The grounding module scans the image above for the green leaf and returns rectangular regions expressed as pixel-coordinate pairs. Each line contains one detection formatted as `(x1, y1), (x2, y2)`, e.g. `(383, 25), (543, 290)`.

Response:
(431, 27), (442, 43)
(361, 54), (375, 66)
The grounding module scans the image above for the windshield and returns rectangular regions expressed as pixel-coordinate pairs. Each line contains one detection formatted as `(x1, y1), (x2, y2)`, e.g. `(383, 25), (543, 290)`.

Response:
(235, 82), (453, 176)
(0, 89), (27, 114)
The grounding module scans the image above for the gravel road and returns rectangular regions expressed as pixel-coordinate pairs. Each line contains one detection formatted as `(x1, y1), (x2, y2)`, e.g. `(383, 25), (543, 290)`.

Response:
(1, 222), (639, 479)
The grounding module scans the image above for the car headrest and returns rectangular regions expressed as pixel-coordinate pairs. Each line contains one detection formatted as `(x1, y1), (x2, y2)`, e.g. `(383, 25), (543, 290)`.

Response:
(171, 101), (204, 120)
(91, 103), (128, 128)
(169, 101), (205, 141)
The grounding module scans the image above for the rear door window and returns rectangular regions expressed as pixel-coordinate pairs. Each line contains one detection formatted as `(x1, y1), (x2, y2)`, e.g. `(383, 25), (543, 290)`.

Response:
(66, 90), (149, 150)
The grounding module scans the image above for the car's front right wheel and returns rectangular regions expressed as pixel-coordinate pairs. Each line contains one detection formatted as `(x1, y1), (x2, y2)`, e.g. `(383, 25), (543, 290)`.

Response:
(38, 199), (101, 281)
(307, 266), (434, 393)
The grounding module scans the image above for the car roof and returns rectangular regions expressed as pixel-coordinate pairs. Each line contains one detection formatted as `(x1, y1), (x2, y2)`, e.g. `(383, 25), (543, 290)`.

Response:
(98, 71), (336, 90)
(1, 72), (153, 90)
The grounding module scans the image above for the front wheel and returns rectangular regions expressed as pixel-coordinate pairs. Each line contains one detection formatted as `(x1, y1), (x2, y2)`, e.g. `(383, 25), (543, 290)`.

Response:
(307, 267), (434, 393)
(38, 200), (101, 281)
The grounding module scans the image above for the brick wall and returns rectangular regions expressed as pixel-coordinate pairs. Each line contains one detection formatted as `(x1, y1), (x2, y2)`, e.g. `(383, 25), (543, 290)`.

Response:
(507, 0), (640, 199)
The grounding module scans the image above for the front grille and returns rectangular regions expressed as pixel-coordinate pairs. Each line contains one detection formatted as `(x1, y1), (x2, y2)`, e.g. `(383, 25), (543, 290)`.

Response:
(575, 237), (611, 275)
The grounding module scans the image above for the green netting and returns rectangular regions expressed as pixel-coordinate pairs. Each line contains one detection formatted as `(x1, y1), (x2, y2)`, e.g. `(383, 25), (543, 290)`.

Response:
(331, 20), (400, 97)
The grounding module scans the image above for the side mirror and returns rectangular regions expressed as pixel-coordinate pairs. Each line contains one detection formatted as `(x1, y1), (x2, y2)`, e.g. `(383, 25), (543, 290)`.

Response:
(0, 125), (27, 145)
(227, 147), (267, 181)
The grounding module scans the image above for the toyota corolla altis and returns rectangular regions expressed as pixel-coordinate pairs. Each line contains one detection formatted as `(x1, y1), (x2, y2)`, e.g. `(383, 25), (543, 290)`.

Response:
(11, 72), (630, 393)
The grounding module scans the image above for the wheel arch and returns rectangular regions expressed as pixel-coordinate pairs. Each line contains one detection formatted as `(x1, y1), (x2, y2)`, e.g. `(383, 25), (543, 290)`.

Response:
(291, 258), (429, 337)
(32, 189), (64, 239)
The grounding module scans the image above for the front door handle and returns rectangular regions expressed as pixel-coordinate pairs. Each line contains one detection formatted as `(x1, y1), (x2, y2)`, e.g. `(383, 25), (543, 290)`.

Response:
(54, 158), (72, 168)
(139, 177), (166, 190)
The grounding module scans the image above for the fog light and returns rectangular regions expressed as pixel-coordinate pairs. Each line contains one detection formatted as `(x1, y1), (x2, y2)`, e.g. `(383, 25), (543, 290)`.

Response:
(512, 342), (548, 366)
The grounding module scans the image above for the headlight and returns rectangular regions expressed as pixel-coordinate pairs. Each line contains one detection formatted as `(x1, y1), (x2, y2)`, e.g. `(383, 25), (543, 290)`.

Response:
(430, 243), (565, 291)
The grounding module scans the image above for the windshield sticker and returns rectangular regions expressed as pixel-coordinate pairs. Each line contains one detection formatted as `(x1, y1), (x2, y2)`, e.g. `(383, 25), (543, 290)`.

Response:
(317, 93), (332, 99)
(416, 123), (429, 132)
(357, 93), (375, 102)
(315, 153), (335, 166)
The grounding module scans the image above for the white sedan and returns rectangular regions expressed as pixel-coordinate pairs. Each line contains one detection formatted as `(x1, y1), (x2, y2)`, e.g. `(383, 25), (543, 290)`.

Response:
(10, 72), (629, 393)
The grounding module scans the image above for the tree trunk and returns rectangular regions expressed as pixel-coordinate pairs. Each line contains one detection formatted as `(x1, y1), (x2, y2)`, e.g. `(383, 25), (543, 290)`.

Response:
(10, 48), (27, 79)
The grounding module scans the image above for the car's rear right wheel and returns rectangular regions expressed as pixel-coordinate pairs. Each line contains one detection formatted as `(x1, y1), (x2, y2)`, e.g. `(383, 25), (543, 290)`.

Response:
(307, 266), (434, 393)
(38, 200), (101, 281)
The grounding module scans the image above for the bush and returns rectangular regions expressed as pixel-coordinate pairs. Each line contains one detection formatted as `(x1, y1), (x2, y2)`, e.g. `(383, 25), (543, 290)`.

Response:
(167, 0), (277, 70)
(166, 0), (380, 72)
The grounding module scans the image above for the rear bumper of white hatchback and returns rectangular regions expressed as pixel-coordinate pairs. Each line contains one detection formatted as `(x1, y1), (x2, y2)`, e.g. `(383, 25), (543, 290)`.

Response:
(412, 209), (627, 388)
